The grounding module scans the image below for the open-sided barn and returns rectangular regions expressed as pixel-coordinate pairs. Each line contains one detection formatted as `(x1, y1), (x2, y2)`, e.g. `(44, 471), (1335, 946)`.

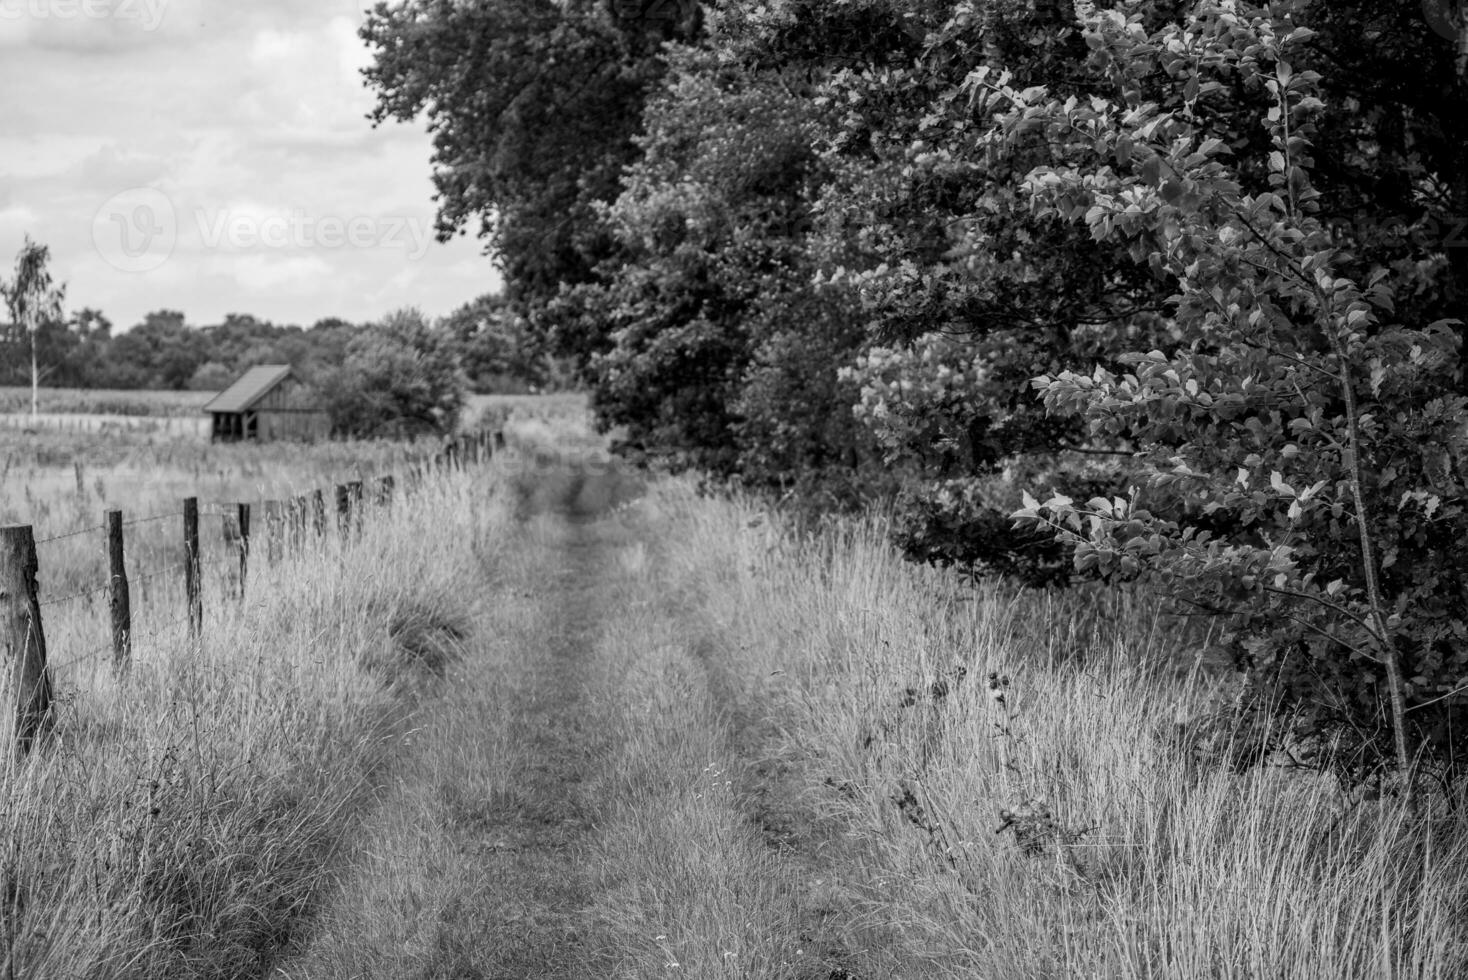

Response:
(203, 364), (330, 443)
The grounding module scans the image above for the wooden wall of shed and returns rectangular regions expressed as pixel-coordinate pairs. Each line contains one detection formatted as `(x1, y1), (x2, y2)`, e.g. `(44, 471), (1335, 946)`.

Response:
(254, 377), (319, 412)
(258, 410), (331, 442)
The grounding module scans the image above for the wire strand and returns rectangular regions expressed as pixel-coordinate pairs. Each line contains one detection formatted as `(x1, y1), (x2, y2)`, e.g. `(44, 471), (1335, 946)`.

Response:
(120, 511), (180, 529)
(35, 524), (106, 547)
(129, 562), (187, 588)
(49, 638), (116, 672)
(38, 581), (112, 609)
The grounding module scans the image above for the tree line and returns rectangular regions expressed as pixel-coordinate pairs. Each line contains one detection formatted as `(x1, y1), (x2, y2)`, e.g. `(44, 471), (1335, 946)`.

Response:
(0, 292), (555, 398)
(361, 0), (1468, 792)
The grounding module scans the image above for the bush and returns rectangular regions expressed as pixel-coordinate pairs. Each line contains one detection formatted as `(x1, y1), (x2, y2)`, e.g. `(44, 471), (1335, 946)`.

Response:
(320, 309), (467, 439)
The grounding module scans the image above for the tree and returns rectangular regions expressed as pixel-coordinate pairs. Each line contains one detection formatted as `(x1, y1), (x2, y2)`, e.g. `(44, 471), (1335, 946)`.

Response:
(1000, 4), (1466, 791)
(441, 292), (548, 393)
(573, 42), (887, 501)
(360, 0), (700, 349)
(320, 308), (467, 438)
(1, 237), (66, 421)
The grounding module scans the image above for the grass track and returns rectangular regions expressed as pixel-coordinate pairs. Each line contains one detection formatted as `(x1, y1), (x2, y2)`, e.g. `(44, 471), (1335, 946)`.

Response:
(271, 427), (1468, 979)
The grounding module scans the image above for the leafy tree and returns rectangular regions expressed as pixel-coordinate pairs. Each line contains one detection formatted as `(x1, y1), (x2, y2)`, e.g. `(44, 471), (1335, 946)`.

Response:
(188, 361), (235, 392)
(999, 4), (1466, 790)
(1, 237), (66, 420)
(103, 311), (209, 390)
(441, 292), (549, 393)
(360, 0), (700, 349)
(320, 308), (467, 438)
(574, 42), (886, 501)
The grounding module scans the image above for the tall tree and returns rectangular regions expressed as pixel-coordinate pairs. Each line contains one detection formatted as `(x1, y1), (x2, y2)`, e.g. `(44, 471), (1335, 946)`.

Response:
(1, 237), (66, 422)
(359, 0), (700, 356)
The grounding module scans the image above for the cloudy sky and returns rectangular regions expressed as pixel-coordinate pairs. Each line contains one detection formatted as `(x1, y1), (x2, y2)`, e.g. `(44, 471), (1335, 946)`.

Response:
(0, 0), (503, 331)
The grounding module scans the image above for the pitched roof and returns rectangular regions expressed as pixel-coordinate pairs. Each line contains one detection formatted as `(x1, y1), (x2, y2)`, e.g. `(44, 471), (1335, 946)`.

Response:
(202, 364), (294, 414)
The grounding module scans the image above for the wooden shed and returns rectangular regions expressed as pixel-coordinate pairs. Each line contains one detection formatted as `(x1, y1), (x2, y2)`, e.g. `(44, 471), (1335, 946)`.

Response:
(203, 364), (330, 443)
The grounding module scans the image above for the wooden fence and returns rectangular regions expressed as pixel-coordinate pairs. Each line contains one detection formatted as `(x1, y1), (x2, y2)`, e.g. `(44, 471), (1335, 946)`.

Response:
(0, 430), (500, 758)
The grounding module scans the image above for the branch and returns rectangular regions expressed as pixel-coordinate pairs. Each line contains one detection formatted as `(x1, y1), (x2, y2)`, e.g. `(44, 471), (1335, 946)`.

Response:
(1260, 584), (1379, 640)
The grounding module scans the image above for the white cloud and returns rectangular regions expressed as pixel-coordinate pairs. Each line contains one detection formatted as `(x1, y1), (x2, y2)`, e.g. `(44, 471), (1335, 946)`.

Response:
(224, 252), (332, 291)
(0, 0), (498, 329)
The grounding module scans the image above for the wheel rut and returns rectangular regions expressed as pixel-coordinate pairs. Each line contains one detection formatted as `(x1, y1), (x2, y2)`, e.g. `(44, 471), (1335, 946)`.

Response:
(272, 471), (647, 979)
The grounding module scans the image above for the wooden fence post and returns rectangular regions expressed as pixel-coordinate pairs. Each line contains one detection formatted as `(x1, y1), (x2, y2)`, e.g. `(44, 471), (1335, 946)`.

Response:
(264, 500), (284, 565)
(107, 510), (131, 667)
(0, 525), (52, 756)
(289, 496), (308, 554)
(336, 484), (352, 540)
(236, 503), (250, 599)
(183, 497), (202, 641)
(311, 488), (326, 539)
(347, 481), (364, 535)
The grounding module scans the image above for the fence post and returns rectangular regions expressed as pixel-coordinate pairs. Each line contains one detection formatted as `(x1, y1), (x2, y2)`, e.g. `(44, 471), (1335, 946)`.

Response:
(236, 503), (250, 599)
(264, 500), (284, 565)
(0, 525), (52, 756)
(183, 497), (202, 641)
(289, 495), (308, 554)
(347, 481), (364, 535)
(311, 488), (327, 539)
(336, 484), (352, 541)
(107, 509), (131, 667)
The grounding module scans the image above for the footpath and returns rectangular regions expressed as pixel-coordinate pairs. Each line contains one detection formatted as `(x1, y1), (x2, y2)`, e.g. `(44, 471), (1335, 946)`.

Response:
(273, 466), (824, 979)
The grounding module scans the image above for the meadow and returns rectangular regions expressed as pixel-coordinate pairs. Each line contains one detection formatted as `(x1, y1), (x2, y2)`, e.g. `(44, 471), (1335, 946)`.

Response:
(0, 394), (1460, 978)
(0, 386), (215, 418)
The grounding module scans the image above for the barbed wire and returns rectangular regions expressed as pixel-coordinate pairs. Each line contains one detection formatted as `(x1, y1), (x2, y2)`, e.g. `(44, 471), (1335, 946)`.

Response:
(48, 641), (112, 672)
(49, 612), (194, 673)
(121, 511), (180, 529)
(38, 580), (112, 610)
(35, 523), (107, 547)
(129, 562), (187, 589)
(133, 614), (192, 643)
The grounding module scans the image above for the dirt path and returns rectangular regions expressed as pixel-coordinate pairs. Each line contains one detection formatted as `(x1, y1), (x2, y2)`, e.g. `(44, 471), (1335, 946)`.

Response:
(275, 467), (762, 979)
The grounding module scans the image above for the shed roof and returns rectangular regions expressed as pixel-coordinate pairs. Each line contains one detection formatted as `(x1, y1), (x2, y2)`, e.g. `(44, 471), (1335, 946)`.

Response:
(202, 364), (294, 414)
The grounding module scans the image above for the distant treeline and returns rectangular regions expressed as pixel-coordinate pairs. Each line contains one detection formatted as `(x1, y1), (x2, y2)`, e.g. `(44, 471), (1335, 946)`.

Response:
(0, 292), (556, 395)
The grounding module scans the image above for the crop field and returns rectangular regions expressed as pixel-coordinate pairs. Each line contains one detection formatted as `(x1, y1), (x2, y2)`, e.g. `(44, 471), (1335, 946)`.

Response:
(0, 393), (1457, 978)
(0, 389), (586, 441)
(0, 386), (216, 418)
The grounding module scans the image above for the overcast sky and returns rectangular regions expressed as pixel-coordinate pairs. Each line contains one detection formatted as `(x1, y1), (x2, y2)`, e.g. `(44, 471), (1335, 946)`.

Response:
(0, 0), (503, 331)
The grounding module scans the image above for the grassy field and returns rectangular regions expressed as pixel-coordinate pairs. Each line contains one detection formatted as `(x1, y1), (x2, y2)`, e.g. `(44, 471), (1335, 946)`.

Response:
(0, 386), (216, 417)
(1, 398), (1462, 978)
(0, 386), (588, 431)
(2, 455), (497, 975)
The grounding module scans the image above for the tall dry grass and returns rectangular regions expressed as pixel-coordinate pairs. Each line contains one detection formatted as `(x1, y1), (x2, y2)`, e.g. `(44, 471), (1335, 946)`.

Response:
(0, 459), (500, 977)
(635, 479), (1468, 979)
